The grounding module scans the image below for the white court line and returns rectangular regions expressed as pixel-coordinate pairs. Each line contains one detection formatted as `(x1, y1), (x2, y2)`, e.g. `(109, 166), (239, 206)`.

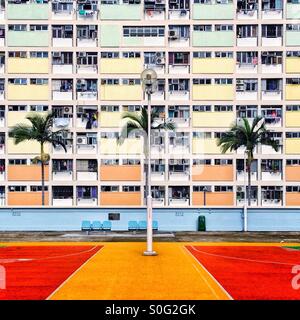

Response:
(0, 246), (100, 264)
(181, 246), (233, 300)
(46, 246), (104, 300)
(190, 245), (296, 267)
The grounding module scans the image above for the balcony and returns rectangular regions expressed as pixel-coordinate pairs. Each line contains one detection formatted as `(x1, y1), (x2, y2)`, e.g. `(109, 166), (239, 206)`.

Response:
(261, 25), (282, 47)
(52, 80), (73, 101)
(52, 160), (73, 182)
(52, 186), (73, 206)
(52, 52), (73, 74)
(168, 186), (190, 207)
(8, 165), (49, 181)
(76, 160), (97, 181)
(8, 30), (49, 47)
(192, 84), (234, 101)
(100, 191), (141, 206)
(77, 0), (99, 21)
(100, 2), (141, 20)
(236, 170), (257, 182)
(76, 187), (98, 207)
(0, 134), (4, 155)
(169, 164), (190, 182)
(192, 164), (233, 181)
(193, 2), (234, 20)
(262, 2), (283, 20)
(144, 0), (165, 20)
(144, 52), (165, 75)
(76, 80), (98, 101)
(236, 26), (258, 47)
(76, 134), (97, 155)
(261, 79), (282, 101)
(77, 53), (98, 74)
(261, 107), (282, 127)
(7, 1), (49, 20)
(237, 0), (258, 20)
(52, 26), (73, 47)
(100, 57), (142, 74)
(76, 106), (98, 129)
(261, 160), (282, 181)
(168, 106), (189, 128)
(192, 191), (234, 206)
(8, 57), (49, 74)
(52, 0), (73, 20)
(261, 53), (283, 74)
(8, 191), (49, 206)
(77, 26), (98, 47)
(193, 57), (234, 74)
(168, 27), (189, 48)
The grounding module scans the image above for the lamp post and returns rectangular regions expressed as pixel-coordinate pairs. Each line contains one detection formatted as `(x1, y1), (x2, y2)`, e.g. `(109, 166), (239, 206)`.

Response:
(243, 150), (248, 232)
(141, 69), (158, 256)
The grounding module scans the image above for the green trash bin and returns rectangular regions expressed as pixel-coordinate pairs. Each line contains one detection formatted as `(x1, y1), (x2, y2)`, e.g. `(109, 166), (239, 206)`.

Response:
(198, 216), (206, 231)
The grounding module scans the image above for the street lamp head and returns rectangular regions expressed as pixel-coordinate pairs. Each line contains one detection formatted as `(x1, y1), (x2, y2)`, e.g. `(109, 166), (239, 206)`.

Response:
(141, 69), (157, 94)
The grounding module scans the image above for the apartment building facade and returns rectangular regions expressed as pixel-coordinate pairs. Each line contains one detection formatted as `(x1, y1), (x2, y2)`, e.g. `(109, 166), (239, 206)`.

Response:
(1, 0), (300, 211)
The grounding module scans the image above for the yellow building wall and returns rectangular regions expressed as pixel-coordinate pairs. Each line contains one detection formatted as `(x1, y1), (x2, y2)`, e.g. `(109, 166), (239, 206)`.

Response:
(285, 111), (300, 127)
(285, 139), (300, 154)
(7, 58), (49, 74)
(7, 84), (49, 101)
(286, 58), (300, 74)
(7, 111), (48, 127)
(7, 138), (49, 154)
(286, 85), (300, 100)
(100, 85), (142, 101)
(100, 138), (143, 154)
(192, 84), (234, 101)
(192, 112), (234, 127)
(100, 58), (143, 74)
(192, 138), (227, 154)
(99, 112), (122, 128)
(192, 58), (235, 74)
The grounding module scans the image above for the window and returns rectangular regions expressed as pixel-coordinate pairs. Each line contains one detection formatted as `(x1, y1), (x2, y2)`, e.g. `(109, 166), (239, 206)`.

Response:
(214, 105), (233, 112)
(193, 52), (211, 58)
(215, 186), (233, 192)
(30, 186), (48, 192)
(286, 105), (300, 111)
(108, 213), (120, 221)
(101, 186), (119, 192)
(8, 186), (27, 192)
(122, 186), (141, 192)
(215, 25), (233, 32)
(101, 52), (119, 59)
(194, 25), (212, 32)
(215, 78), (233, 85)
(30, 25), (48, 31)
(101, 105), (119, 112)
(123, 26), (165, 37)
(193, 105), (211, 112)
(237, 25), (258, 38)
(236, 79), (258, 92)
(122, 159), (141, 165)
(101, 159), (119, 165)
(215, 159), (233, 165)
(193, 186), (212, 192)
(262, 25), (282, 38)
(193, 79), (211, 85)
(8, 159), (27, 165)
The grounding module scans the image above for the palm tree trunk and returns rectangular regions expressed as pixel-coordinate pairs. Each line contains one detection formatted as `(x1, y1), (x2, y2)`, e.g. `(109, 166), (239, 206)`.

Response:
(247, 156), (252, 207)
(41, 143), (45, 206)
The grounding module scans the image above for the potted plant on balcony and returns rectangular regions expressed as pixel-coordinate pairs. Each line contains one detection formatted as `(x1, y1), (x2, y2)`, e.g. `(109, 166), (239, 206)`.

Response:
(9, 112), (69, 206)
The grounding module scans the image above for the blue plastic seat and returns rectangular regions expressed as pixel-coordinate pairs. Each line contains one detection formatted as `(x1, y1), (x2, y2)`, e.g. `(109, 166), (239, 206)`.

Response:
(128, 220), (138, 231)
(81, 220), (91, 231)
(138, 220), (147, 231)
(102, 220), (112, 231)
(152, 220), (158, 231)
(91, 221), (102, 231)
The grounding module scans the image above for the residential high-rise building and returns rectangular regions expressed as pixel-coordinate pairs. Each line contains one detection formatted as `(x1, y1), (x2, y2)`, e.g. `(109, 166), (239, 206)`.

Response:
(1, 0), (300, 209)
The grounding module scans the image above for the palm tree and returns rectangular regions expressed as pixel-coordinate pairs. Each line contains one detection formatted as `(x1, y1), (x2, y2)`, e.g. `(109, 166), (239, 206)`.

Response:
(118, 106), (175, 203)
(9, 112), (69, 206)
(217, 116), (279, 206)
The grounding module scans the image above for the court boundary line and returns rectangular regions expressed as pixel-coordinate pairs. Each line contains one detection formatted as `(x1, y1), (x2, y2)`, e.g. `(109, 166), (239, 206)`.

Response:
(46, 246), (103, 300)
(190, 245), (296, 266)
(182, 245), (233, 300)
(0, 245), (100, 264)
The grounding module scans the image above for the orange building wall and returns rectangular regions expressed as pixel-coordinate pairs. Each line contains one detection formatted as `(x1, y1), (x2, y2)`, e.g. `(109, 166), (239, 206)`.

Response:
(8, 192), (49, 206)
(192, 165), (233, 181)
(100, 192), (141, 206)
(8, 165), (49, 181)
(286, 193), (300, 206)
(285, 166), (300, 181)
(100, 165), (141, 181)
(192, 192), (234, 206)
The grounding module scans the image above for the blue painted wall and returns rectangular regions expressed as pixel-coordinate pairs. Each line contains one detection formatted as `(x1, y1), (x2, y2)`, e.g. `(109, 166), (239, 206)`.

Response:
(0, 207), (300, 231)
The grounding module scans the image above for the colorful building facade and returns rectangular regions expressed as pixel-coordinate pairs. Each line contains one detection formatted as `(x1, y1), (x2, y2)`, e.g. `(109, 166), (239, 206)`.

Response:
(0, 0), (300, 210)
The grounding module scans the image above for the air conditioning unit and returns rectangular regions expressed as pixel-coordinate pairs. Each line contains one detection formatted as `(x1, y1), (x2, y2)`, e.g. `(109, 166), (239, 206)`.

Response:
(53, 52), (61, 57)
(78, 52), (86, 57)
(156, 57), (165, 65)
(168, 30), (178, 39)
(77, 137), (87, 144)
(156, 52), (163, 58)
(64, 106), (71, 113)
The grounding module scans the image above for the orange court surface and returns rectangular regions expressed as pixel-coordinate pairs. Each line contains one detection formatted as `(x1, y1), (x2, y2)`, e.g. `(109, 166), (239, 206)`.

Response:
(0, 242), (299, 300)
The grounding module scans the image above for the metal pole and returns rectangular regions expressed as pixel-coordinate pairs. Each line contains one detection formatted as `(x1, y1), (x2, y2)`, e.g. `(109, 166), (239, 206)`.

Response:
(243, 151), (248, 232)
(144, 92), (157, 256)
